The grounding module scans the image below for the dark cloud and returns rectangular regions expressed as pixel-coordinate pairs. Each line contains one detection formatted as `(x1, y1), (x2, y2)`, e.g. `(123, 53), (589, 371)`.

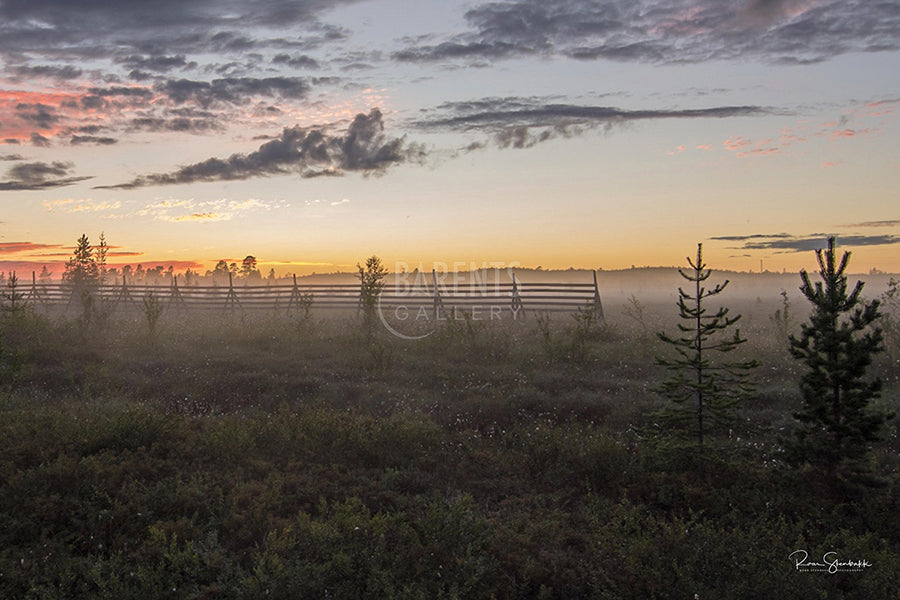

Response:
(272, 54), (321, 69)
(0, 161), (92, 190)
(15, 103), (59, 129)
(0, 154), (25, 161)
(11, 64), (83, 80)
(129, 116), (224, 134)
(415, 98), (769, 148)
(86, 86), (155, 98)
(394, 0), (900, 65)
(100, 108), (425, 189)
(0, 0), (363, 59)
(117, 55), (193, 73)
(714, 233), (900, 253)
(710, 233), (794, 241)
(394, 41), (527, 62)
(80, 95), (108, 110)
(72, 125), (105, 135)
(70, 135), (118, 145)
(30, 133), (51, 147)
(842, 219), (900, 228)
(127, 70), (155, 82)
(158, 77), (312, 107)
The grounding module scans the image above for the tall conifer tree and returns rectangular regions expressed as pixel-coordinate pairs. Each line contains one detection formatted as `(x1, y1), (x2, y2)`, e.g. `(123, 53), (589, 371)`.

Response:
(655, 244), (757, 473)
(788, 237), (893, 479)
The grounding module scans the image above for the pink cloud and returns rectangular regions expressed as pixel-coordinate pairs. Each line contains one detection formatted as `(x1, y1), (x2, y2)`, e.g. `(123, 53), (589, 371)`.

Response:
(724, 136), (751, 151)
(828, 128), (874, 141)
(778, 128), (806, 145)
(736, 147), (781, 158)
(863, 99), (899, 118)
(725, 135), (779, 158)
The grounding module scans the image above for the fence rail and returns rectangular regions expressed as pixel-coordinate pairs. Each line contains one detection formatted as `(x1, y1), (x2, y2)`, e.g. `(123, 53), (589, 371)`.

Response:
(8, 271), (605, 319)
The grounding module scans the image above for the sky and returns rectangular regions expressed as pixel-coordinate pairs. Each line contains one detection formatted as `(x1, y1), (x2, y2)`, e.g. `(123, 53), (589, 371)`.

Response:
(0, 0), (898, 277)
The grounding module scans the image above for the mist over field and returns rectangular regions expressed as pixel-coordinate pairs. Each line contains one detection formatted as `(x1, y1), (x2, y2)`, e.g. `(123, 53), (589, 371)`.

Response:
(1, 245), (898, 597)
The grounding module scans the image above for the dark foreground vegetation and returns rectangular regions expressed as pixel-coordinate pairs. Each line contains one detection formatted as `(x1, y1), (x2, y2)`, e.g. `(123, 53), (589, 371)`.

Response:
(1, 269), (898, 598)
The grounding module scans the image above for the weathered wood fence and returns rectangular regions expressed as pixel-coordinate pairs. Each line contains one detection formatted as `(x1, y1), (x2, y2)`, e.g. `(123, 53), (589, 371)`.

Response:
(10, 271), (605, 319)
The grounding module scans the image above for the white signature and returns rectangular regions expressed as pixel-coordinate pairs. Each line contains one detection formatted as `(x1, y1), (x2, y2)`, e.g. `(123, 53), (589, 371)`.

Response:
(789, 550), (872, 574)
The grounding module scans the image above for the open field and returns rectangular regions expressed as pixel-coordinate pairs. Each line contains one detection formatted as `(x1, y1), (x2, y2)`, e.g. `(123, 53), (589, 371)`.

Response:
(1, 272), (898, 599)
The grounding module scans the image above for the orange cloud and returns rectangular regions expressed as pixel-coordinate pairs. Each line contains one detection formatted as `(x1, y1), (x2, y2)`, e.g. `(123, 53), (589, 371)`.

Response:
(0, 241), (63, 255)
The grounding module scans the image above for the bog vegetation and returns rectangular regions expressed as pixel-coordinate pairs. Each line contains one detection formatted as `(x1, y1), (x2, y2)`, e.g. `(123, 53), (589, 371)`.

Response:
(0, 236), (898, 599)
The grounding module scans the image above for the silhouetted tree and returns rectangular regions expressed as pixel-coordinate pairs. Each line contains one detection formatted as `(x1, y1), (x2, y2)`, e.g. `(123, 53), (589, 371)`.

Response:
(1, 272), (24, 315)
(357, 255), (387, 335)
(63, 234), (102, 325)
(63, 234), (100, 287)
(241, 255), (261, 280)
(787, 237), (893, 482)
(212, 260), (229, 285)
(654, 244), (758, 474)
(97, 232), (109, 282)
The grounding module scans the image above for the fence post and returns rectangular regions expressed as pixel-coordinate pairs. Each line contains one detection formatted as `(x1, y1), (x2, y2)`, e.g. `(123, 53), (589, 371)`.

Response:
(224, 271), (240, 310)
(112, 273), (134, 308)
(169, 275), (186, 309)
(592, 270), (605, 324)
(287, 274), (304, 314)
(432, 269), (444, 319)
(511, 271), (524, 317)
(25, 271), (44, 307)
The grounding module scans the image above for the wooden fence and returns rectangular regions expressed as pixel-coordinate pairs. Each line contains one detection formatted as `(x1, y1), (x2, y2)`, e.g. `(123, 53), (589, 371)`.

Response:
(8, 271), (605, 319)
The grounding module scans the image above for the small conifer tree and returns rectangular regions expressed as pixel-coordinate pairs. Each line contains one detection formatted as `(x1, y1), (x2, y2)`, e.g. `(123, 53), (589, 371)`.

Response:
(97, 232), (109, 283)
(63, 234), (100, 287)
(787, 237), (893, 480)
(654, 244), (758, 473)
(63, 234), (101, 324)
(357, 255), (387, 335)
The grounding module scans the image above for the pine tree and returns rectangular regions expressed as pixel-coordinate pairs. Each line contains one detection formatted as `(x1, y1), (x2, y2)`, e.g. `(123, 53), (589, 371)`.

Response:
(357, 255), (387, 335)
(240, 255), (261, 280)
(97, 232), (109, 283)
(654, 244), (758, 473)
(787, 237), (893, 479)
(62, 234), (100, 287)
